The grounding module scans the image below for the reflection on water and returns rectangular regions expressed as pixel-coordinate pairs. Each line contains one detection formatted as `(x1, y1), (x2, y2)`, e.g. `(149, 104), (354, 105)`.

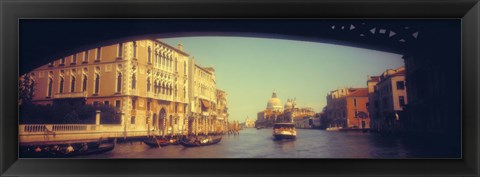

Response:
(76, 128), (459, 158)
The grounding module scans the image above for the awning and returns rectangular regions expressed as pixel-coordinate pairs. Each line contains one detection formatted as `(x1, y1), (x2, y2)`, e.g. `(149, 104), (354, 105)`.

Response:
(201, 99), (210, 109)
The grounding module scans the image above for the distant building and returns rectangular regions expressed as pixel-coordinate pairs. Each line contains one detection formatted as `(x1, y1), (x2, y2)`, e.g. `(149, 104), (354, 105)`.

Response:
(215, 89), (229, 133)
(188, 62), (218, 135)
(294, 117), (320, 129)
(324, 87), (353, 128)
(256, 91), (284, 127)
(256, 91), (315, 128)
(367, 66), (407, 132)
(345, 88), (370, 129)
(245, 117), (255, 128)
(325, 87), (370, 129)
(367, 76), (381, 130)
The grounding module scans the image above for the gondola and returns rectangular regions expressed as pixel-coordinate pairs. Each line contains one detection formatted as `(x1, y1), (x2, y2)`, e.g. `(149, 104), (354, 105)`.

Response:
(179, 136), (222, 147)
(142, 137), (169, 147)
(21, 143), (115, 158)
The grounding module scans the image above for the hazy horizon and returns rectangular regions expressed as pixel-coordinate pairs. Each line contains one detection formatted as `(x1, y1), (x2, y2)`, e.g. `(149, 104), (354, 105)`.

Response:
(162, 36), (404, 123)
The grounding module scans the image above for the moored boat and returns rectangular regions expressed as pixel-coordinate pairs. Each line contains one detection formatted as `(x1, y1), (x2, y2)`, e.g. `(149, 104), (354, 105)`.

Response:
(326, 127), (342, 131)
(179, 136), (222, 147)
(21, 143), (115, 158)
(273, 123), (296, 140)
(143, 137), (169, 148)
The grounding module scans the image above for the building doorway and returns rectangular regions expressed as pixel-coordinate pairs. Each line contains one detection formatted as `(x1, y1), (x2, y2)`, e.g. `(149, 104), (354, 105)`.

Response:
(159, 108), (166, 136)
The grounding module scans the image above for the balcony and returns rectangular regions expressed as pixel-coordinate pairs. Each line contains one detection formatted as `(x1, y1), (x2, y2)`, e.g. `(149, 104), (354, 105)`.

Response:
(53, 91), (88, 99)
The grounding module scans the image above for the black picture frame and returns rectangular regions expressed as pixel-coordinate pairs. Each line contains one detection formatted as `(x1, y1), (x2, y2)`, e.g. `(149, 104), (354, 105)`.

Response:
(1, 0), (479, 176)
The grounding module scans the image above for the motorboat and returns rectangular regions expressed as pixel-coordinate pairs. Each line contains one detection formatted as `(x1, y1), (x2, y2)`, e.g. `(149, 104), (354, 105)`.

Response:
(272, 123), (296, 140)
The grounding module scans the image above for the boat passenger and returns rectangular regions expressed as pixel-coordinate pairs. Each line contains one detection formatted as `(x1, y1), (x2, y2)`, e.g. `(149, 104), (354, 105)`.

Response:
(34, 146), (42, 153)
(80, 143), (88, 152)
(66, 144), (75, 154)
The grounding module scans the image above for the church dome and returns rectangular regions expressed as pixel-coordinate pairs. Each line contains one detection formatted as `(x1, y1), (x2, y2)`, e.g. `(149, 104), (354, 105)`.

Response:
(284, 99), (293, 110)
(266, 91), (283, 111)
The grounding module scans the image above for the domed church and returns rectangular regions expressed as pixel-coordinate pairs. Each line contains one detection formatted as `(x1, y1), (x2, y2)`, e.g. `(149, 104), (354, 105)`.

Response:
(284, 98), (297, 111)
(256, 90), (317, 128)
(266, 91), (283, 112)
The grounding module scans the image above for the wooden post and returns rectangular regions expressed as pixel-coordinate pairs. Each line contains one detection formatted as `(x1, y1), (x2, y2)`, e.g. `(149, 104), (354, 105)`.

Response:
(95, 110), (101, 125)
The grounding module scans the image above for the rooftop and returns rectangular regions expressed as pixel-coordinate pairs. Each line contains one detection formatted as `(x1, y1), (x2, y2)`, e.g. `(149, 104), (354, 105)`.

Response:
(346, 88), (369, 97)
(155, 39), (190, 56)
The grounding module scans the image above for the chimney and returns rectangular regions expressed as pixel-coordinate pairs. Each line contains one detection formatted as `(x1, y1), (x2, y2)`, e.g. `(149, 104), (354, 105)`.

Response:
(178, 43), (183, 51)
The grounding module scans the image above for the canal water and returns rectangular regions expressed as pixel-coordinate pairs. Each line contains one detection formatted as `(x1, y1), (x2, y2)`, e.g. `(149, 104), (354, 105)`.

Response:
(76, 128), (459, 158)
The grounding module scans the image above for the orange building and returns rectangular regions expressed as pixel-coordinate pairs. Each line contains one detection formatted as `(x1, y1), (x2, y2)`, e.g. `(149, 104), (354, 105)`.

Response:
(325, 87), (370, 129)
(345, 88), (370, 129)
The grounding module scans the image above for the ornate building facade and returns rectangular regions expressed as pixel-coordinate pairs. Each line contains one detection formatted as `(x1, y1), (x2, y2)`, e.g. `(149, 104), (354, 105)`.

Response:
(215, 89), (229, 133)
(23, 39), (228, 136)
(367, 66), (407, 132)
(187, 59), (219, 135)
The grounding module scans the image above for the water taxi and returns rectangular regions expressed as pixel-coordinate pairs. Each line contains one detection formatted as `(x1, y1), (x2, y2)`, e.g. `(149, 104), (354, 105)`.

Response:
(272, 123), (296, 140)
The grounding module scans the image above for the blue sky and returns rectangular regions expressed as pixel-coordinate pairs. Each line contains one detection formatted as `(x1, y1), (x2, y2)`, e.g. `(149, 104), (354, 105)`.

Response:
(162, 37), (404, 123)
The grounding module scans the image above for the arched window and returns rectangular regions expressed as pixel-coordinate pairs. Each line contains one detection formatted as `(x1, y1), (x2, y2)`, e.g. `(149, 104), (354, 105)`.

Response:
(162, 83), (166, 95)
(162, 54), (165, 66)
(96, 47), (101, 61)
(94, 73), (100, 94)
(147, 77), (151, 92)
(59, 77), (64, 93)
(117, 43), (123, 57)
(147, 46), (152, 64)
(70, 76), (76, 92)
(131, 73), (136, 89)
(82, 74), (87, 92)
(165, 83), (168, 95)
(29, 74), (35, 97)
(133, 41), (137, 58)
(153, 80), (157, 94)
(175, 85), (177, 97)
(72, 54), (77, 64)
(60, 58), (65, 65)
(154, 51), (158, 67)
(116, 72), (122, 93)
(184, 61), (186, 73)
(83, 50), (89, 63)
(47, 77), (53, 97)
(175, 57), (178, 72)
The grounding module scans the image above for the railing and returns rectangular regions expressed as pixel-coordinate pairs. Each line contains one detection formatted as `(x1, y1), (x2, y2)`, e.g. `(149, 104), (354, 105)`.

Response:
(20, 124), (128, 134)
(19, 123), (158, 145)
(23, 124), (49, 133)
(52, 124), (88, 132)
(53, 91), (87, 99)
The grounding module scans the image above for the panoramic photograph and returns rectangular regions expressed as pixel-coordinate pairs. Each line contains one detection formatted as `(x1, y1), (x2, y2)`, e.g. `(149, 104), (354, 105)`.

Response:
(18, 19), (461, 158)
